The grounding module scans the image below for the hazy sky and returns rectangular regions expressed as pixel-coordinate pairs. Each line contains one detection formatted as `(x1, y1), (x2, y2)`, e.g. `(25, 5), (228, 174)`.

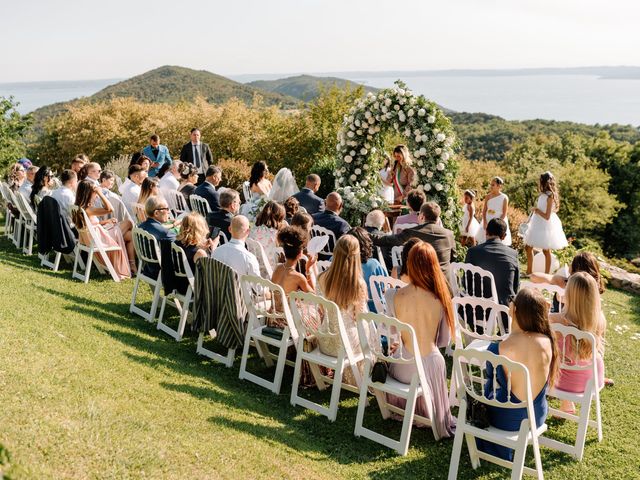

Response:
(1, 0), (639, 82)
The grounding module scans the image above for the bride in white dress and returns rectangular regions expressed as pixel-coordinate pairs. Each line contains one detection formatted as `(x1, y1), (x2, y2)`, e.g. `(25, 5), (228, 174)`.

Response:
(524, 171), (568, 274)
(269, 168), (299, 203)
(476, 176), (512, 246)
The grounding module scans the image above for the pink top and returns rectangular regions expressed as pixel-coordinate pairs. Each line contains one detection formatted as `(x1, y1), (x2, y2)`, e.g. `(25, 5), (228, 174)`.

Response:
(555, 335), (604, 393)
(393, 212), (420, 233)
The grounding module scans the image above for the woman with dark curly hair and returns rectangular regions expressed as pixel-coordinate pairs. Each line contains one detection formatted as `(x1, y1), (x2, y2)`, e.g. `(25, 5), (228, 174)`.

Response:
(347, 226), (388, 312)
(248, 161), (272, 199)
(283, 196), (300, 224)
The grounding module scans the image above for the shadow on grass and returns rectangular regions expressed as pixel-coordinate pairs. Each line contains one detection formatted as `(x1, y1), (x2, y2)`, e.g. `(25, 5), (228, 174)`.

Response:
(33, 275), (579, 477)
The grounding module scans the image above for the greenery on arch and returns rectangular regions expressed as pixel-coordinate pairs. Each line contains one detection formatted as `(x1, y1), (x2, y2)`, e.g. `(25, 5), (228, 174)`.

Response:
(334, 81), (460, 229)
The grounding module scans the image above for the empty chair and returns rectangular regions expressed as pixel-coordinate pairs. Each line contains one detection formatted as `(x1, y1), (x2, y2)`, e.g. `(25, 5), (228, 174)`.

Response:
(449, 297), (511, 405)
(164, 189), (190, 216)
(539, 324), (603, 460)
(130, 228), (164, 322)
(238, 275), (299, 394)
(190, 194), (211, 217)
(448, 348), (547, 480)
(289, 291), (364, 421)
(354, 312), (440, 455)
(368, 275), (406, 315)
(449, 262), (499, 303)
(157, 242), (194, 340)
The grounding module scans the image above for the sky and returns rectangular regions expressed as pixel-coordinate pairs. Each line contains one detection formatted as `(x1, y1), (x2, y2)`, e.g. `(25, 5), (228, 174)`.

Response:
(1, 0), (639, 82)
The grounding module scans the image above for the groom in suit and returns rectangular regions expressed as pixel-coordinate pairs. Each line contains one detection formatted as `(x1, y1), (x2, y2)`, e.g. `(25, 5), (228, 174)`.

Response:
(143, 134), (172, 177)
(179, 128), (213, 184)
(293, 174), (325, 214)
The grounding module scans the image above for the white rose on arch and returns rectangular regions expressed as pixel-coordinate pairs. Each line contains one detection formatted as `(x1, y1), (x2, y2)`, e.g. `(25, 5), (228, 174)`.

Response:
(435, 183), (443, 191)
(355, 168), (362, 174)
(347, 131), (354, 138)
(427, 115), (436, 124)
(436, 162), (445, 171)
(427, 171), (434, 178)
(424, 183), (432, 191)
(441, 152), (450, 161)
(418, 108), (426, 117)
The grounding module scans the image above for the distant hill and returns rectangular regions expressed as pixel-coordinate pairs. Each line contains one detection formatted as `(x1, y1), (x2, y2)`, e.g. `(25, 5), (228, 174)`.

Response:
(247, 74), (379, 101)
(29, 66), (301, 131)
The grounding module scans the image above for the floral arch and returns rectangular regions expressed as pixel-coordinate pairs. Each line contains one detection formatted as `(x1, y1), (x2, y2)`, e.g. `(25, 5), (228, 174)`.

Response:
(335, 81), (460, 230)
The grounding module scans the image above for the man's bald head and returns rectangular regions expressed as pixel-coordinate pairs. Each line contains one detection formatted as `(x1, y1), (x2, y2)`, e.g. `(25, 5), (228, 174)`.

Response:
(325, 192), (343, 213)
(230, 215), (250, 240)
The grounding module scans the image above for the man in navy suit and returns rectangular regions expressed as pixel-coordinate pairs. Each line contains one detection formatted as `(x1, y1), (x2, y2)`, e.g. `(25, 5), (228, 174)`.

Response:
(138, 196), (176, 277)
(293, 174), (325, 214)
(179, 128), (213, 184)
(465, 218), (519, 306)
(312, 192), (350, 241)
(206, 189), (240, 238)
(143, 134), (172, 178)
(194, 166), (222, 212)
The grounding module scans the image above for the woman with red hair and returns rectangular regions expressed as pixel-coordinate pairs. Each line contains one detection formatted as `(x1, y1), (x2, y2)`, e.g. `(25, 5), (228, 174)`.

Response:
(384, 240), (456, 438)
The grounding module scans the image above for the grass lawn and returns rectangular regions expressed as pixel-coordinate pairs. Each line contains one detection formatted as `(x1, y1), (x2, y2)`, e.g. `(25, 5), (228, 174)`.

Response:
(0, 232), (639, 479)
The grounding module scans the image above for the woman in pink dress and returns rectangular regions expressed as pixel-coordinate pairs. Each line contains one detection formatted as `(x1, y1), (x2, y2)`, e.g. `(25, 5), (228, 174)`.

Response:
(73, 180), (134, 278)
(384, 241), (456, 439)
(549, 272), (605, 413)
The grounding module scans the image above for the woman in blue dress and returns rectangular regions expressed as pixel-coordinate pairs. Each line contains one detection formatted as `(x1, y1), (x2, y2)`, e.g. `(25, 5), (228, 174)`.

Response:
(477, 287), (559, 460)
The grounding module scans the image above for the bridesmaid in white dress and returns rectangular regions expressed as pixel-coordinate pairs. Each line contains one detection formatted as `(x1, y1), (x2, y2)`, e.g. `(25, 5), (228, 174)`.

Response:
(477, 177), (511, 246)
(524, 171), (568, 274)
(459, 189), (480, 246)
(378, 155), (395, 203)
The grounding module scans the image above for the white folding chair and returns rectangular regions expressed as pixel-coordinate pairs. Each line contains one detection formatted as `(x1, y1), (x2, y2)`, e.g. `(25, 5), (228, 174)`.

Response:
(0, 182), (16, 241)
(107, 194), (134, 224)
(375, 246), (389, 275)
(242, 181), (251, 203)
(520, 281), (565, 311)
(354, 312), (440, 454)
(157, 242), (194, 341)
(72, 208), (123, 283)
(449, 262), (499, 303)
(5, 187), (23, 248)
(315, 260), (332, 275)
(245, 237), (273, 279)
(310, 225), (336, 258)
(448, 349), (547, 480)
(190, 194), (211, 217)
(132, 202), (146, 224)
(391, 246), (404, 269)
(368, 275), (406, 315)
(238, 275), (299, 394)
(539, 324), (603, 460)
(289, 291), (364, 421)
(449, 297), (511, 405)
(130, 228), (164, 322)
(14, 191), (37, 255)
(393, 222), (418, 234)
(165, 189), (190, 216)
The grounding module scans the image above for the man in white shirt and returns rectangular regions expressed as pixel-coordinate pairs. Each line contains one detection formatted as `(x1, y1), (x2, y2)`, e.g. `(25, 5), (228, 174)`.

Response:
(211, 215), (260, 277)
(121, 164), (147, 218)
(158, 160), (182, 198)
(19, 166), (39, 197)
(51, 169), (78, 226)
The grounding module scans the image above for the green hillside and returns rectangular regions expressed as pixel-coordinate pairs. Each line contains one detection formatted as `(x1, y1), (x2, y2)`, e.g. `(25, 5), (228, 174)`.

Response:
(248, 74), (379, 101)
(29, 66), (300, 131)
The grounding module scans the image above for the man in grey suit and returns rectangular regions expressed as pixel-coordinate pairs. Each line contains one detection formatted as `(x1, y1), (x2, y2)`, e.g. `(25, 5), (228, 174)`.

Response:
(372, 201), (456, 272)
(179, 128), (213, 184)
(465, 218), (519, 306)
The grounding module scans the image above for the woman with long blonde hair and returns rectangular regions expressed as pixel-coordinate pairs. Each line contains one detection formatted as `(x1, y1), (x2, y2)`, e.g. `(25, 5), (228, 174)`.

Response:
(550, 272), (605, 413)
(317, 235), (368, 385)
(175, 212), (218, 271)
(384, 241), (456, 438)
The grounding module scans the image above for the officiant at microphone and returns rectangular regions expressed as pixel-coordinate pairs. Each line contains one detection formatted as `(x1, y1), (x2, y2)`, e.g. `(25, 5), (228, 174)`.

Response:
(390, 144), (416, 204)
(179, 128), (213, 185)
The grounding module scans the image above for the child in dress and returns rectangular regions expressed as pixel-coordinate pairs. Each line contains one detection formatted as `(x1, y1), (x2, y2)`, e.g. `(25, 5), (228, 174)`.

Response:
(524, 171), (568, 274)
(477, 176), (511, 245)
(459, 189), (480, 246)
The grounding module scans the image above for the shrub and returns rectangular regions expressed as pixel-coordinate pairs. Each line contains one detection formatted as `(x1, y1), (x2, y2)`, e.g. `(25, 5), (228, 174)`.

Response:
(217, 158), (252, 192)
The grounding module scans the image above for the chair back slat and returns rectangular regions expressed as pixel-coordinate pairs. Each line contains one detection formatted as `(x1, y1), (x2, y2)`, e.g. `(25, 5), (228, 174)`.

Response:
(452, 296), (511, 342)
(357, 312), (418, 366)
(368, 275), (406, 315)
(132, 227), (160, 265)
(190, 194), (211, 217)
(240, 275), (298, 343)
(450, 262), (499, 303)
(245, 237), (273, 278)
(391, 246), (404, 268)
(552, 324), (598, 374)
(170, 242), (193, 279)
(520, 280), (565, 310)
(289, 291), (341, 342)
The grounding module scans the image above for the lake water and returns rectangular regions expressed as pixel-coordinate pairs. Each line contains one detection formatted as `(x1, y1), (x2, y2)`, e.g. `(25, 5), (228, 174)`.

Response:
(2, 74), (639, 126)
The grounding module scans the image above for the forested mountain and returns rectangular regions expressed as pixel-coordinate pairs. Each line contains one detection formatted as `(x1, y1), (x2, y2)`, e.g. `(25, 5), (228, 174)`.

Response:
(248, 74), (379, 101)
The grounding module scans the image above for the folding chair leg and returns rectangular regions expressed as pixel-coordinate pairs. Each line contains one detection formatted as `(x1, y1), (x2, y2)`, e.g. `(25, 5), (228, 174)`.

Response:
(238, 323), (254, 381)
(594, 391), (603, 442)
(271, 334), (289, 394)
(574, 398), (592, 461)
(447, 425), (466, 479)
(510, 422), (530, 480)
(328, 359), (345, 422)
(397, 388), (418, 455)
(290, 347), (304, 407)
(148, 281), (162, 321)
